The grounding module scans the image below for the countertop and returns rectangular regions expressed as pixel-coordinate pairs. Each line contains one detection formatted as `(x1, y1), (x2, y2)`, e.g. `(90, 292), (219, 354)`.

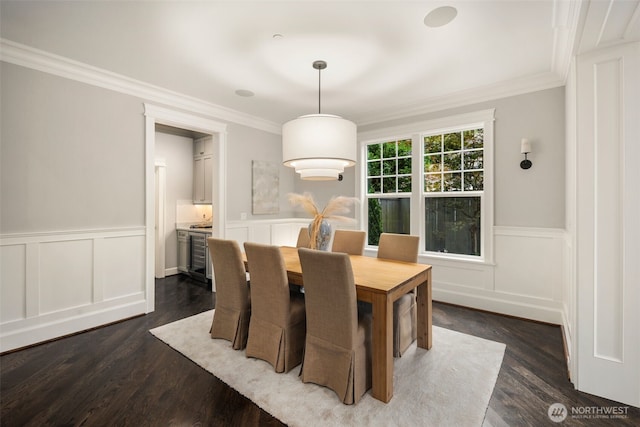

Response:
(176, 223), (213, 233)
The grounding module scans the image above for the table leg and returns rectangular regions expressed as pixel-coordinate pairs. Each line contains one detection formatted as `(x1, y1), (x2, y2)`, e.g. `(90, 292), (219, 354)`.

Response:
(416, 269), (433, 349)
(370, 292), (393, 402)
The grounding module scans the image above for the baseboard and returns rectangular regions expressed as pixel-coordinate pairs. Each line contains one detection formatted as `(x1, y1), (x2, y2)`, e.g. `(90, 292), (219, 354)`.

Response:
(560, 305), (574, 384)
(433, 287), (563, 325)
(165, 267), (179, 276)
(0, 300), (147, 353)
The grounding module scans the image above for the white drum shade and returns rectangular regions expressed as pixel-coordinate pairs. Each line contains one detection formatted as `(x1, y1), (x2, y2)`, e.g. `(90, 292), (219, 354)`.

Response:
(282, 114), (357, 180)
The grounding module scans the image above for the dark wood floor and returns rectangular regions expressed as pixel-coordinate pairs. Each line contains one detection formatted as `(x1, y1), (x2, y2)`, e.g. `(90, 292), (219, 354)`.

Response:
(1, 275), (638, 426)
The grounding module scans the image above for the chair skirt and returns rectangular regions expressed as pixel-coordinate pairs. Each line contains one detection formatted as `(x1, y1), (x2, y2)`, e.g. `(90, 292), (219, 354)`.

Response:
(210, 305), (251, 350)
(393, 293), (417, 357)
(301, 319), (371, 404)
(246, 296), (306, 373)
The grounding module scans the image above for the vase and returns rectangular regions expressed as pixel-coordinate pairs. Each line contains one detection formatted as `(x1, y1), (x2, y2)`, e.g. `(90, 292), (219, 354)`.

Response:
(309, 217), (332, 251)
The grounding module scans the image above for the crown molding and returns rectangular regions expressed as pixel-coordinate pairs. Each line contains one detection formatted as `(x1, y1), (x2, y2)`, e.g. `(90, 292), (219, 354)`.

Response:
(355, 71), (565, 127)
(0, 38), (282, 135)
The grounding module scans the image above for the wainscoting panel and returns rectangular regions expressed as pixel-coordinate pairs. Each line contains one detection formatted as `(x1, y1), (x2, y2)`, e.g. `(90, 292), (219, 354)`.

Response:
(100, 235), (146, 301)
(226, 219), (308, 248)
(250, 224), (272, 245)
(39, 239), (94, 315)
(0, 244), (26, 323)
(494, 227), (563, 301)
(424, 227), (565, 324)
(224, 227), (249, 248)
(232, 221), (566, 325)
(0, 228), (148, 352)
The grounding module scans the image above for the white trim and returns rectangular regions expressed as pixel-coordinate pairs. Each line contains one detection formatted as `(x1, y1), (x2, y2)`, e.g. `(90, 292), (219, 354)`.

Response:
(359, 109), (496, 143)
(0, 227), (146, 245)
(359, 109), (495, 263)
(1, 38), (570, 133)
(356, 74), (563, 126)
(0, 38), (281, 135)
(1, 299), (147, 352)
(155, 164), (167, 279)
(494, 226), (566, 238)
(433, 287), (563, 325)
(144, 103), (228, 313)
(0, 228), (148, 352)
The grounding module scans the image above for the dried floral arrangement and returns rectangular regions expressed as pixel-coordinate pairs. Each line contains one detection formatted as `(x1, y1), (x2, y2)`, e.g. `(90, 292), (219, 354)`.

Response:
(288, 192), (358, 249)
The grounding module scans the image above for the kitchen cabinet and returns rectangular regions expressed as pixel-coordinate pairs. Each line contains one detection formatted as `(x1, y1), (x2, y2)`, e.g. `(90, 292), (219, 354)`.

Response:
(193, 136), (213, 204)
(177, 230), (190, 273)
(194, 136), (213, 157)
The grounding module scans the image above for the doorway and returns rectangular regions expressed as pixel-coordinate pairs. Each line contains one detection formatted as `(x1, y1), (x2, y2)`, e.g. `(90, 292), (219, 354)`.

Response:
(144, 103), (228, 313)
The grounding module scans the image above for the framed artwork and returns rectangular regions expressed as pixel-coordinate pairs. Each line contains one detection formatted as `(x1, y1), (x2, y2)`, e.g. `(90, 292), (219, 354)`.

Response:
(252, 160), (280, 214)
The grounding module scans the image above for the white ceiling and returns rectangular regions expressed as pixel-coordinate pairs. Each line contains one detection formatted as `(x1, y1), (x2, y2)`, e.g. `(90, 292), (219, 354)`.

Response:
(1, 1), (638, 128)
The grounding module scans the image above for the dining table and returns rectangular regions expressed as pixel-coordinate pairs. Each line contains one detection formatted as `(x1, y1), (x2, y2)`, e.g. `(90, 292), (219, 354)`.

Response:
(246, 246), (432, 403)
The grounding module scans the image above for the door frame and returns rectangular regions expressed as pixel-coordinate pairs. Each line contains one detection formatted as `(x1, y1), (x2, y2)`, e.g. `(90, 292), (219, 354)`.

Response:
(144, 103), (227, 313)
(154, 160), (166, 279)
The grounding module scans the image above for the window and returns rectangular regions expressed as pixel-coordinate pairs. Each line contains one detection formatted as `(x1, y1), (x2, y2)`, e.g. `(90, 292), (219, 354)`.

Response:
(361, 109), (494, 261)
(423, 128), (484, 256)
(366, 138), (412, 245)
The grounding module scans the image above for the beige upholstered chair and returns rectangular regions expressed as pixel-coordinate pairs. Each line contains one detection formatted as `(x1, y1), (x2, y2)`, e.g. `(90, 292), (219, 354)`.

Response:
(243, 243), (306, 373)
(378, 233), (420, 357)
(331, 230), (366, 255)
(207, 238), (251, 350)
(295, 227), (311, 248)
(298, 248), (371, 405)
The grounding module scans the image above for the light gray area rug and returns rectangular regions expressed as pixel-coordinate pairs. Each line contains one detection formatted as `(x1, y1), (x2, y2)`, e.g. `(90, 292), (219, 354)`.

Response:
(150, 310), (505, 427)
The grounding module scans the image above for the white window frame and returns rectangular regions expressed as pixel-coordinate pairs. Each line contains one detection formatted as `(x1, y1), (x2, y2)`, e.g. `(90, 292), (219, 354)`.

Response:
(362, 136), (413, 245)
(358, 109), (495, 264)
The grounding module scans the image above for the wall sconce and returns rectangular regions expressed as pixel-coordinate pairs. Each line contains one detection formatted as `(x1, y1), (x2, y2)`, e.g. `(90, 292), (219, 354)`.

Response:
(520, 138), (532, 169)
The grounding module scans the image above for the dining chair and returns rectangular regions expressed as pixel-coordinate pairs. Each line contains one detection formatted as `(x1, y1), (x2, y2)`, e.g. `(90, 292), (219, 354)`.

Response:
(207, 238), (251, 350)
(331, 230), (366, 255)
(243, 243), (306, 373)
(298, 248), (372, 405)
(378, 233), (420, 357)
(295, 227), (311, 248)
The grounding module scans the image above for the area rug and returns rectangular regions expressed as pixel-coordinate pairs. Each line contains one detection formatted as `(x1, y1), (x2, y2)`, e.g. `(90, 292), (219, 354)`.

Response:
(150, 310), (505, 427)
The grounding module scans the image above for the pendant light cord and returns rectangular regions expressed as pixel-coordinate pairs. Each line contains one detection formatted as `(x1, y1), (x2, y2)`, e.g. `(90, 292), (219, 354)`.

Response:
(318, 65), (321, 114)
(312, 60), (327, 114)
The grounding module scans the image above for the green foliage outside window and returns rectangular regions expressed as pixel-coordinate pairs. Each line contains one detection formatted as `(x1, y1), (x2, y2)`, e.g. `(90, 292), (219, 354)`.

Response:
(367, 138), (412, 245)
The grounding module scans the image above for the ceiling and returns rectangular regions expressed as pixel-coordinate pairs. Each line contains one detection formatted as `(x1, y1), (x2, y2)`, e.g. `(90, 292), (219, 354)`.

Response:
(1, 1), (638, 129)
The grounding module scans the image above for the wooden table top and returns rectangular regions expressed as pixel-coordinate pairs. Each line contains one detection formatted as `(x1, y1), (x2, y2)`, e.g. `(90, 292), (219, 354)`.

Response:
(276, 246), (431, 296)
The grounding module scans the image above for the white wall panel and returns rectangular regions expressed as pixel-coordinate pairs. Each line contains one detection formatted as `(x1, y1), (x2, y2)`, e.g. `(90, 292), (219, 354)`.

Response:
(429, 261), (493, 291)
(593, 58), (624, 362)
(494, 228), (563, 301)
(101, 235), (146, 300)
(226, 219), (308, 248)
(271, 223), (298, 247)
(0, 228), (147, 352)
(575, 41), (640, 407)
(225, 226), (249, 248)
(0, 244), (26, 322)
(250, 224), (271, 244)
(39, 239), (93, 314)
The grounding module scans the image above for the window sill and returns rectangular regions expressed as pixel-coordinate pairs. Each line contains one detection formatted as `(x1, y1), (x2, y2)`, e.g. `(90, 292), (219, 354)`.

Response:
(364, 247), (496, 266)
(419, 252), (495, 267)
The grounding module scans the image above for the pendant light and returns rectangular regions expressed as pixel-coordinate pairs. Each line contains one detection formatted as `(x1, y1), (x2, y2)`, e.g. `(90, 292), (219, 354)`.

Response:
(282, 60), (357, 180)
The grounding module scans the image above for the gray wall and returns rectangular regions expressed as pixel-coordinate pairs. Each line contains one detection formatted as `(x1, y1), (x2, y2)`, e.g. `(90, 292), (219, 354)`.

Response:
(1, 61), (565, 237)
(358, 87), (566, 229)
(292, 167), (357, 220)
(155, 131), (194, 269)
(0, 63), (296, 238)
(225, 123), (296, 220)
(1, 62), (145, 234)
